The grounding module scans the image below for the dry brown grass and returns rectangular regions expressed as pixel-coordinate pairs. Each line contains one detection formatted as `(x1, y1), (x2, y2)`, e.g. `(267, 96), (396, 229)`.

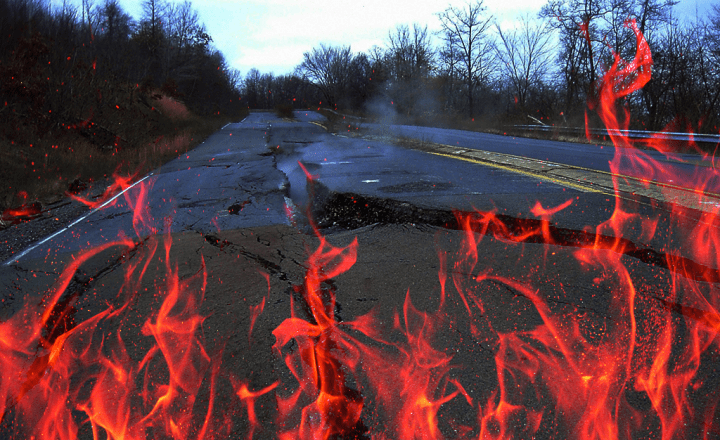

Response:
(153, 95), (193, 121)
(0, 95), (240, 211)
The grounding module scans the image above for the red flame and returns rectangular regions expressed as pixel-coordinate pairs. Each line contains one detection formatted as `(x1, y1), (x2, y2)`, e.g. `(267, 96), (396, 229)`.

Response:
(0, 180), (229, 439)
(67, 171), (139, 210)
(272, 235), (364, 439)
(1, 202), (42, 223)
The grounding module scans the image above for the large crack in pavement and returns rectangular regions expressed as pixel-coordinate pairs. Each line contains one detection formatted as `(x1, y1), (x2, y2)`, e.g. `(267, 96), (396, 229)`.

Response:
(303, 186), (720, 336)
(310, 189), (719, 283)
(200, 232), (287, 279)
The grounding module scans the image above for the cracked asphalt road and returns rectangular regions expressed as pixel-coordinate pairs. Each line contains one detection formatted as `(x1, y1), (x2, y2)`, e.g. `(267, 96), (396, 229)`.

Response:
(2, 109), (716, 344)
(8, 110), (705, 266)
(2, 111), (719, 438)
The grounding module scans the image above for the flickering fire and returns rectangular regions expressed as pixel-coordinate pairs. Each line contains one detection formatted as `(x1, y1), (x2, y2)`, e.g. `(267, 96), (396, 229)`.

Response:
(1, 19), (719, 439)
(67, 171), (140, 210)
(1, 202), (42, 224)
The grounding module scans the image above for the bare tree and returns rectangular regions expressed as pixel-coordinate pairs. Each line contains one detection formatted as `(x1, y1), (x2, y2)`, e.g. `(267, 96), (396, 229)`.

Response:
(656, 15), (720, 132)
(80, 0), (100, 39)
(163, 1), (210, 82)
(98, 0), (132, 44)
(346, 53), (372, 109)
(48, 1), (80, 48)
(437, 0), (495, 117)
(367, 45), (390, 83)
(243, 68), (262, 108)
(494, 16), (555, 111)
(297, 44), (353, 109)
(437, 30), (462, 111)
(259, 72), (275, 108)
(226, 67), (242, 92)
(387, 23), (433, 81)
(541, 0), (676, 117)
(140, 0), (166, 52)
(703, 4), (720, 130)
(143, 0), (164, 35)
(541, 0), (606, 113)
(385, 23), (434, 115)
(166, 1), (209, 52)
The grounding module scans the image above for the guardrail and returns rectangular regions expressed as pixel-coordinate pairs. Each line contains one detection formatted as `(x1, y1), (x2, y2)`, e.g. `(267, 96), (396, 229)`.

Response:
(512, 125), (720, 144)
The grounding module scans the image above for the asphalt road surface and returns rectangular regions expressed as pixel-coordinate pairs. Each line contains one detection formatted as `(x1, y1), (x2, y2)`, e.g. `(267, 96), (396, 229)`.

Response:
(1, 111), (719, 439)
(354, 117), (719, 191)
(10, 109), (705, 268)
(6, 110), (617, 264)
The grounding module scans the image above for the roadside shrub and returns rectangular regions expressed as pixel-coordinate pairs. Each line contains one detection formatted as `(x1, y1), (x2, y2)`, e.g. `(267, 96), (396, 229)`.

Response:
(274, 103), (295, 119)
(153, 94), (192, 121)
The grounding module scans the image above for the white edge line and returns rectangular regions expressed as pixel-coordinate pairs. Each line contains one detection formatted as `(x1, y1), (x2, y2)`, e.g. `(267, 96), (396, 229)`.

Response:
(4, 173), (154, 266)
(221, 122), (231, 130)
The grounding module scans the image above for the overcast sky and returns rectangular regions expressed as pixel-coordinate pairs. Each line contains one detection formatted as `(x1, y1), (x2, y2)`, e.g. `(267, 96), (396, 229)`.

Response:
(65, 0), (713, 77)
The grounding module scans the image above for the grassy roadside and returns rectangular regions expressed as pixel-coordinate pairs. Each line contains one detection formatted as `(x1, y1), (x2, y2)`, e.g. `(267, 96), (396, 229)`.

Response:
(1, 93), (248, 216)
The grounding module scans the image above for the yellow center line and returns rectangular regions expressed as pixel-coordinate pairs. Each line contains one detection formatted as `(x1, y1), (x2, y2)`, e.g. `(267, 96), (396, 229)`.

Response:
(427, 151), (609, 195)
(322, 128), (720, 208)
(309, 121), (328, 130)
(433, 142), (720, 199)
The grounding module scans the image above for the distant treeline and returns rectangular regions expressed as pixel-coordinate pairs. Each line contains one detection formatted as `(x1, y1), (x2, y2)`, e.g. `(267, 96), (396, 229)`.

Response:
(242, 0), (720, 135)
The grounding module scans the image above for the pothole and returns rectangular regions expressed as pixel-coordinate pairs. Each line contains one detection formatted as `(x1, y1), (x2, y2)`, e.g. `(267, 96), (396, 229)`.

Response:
(312, 191), (454, 230)
(228, 200), (250, 215)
